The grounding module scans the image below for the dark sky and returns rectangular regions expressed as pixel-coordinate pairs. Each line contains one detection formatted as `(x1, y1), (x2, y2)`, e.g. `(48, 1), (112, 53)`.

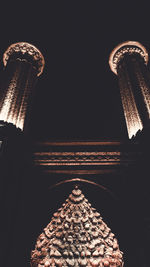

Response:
(0, 2), (150, 141)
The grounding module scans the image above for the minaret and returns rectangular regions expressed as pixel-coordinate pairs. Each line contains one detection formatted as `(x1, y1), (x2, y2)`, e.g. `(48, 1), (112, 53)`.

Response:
(0, 43), (45, 266)
(109, 41), (150, 139)
(0, 42), (45, 131)
(0, 41), (45, 211)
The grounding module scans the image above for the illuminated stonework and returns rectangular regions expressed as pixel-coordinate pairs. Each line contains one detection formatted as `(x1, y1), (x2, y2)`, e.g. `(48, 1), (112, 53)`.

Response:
(109, 41), (148, 75)
(3, 42), (45, 76)
(0, 42), (45, 130)
(109, 41), (150, 139)
(31, 186), (124, 267)
(118, 64), (143, 139)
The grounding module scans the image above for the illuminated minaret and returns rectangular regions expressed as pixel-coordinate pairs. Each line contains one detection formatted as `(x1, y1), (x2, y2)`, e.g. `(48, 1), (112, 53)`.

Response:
(0, 42), (45, 131)
(109, 41), (150, 139)
(0, 43), (45, 266)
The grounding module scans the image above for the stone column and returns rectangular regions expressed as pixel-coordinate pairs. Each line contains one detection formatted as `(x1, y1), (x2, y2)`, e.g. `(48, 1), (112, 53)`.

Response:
(109, 41), (150, 139)
(0, 42), (45, 131)
(0, 43), (45, 266)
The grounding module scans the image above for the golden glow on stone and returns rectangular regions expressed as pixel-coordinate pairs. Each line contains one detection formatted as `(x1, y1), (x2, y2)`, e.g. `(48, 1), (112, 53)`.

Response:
(3, 42), (45, 76)
(0, 68), (29, 130)
(0, 42), (45, 130)
(0, 68), (25, 129)
(109, 41), (148, 75)
(118, 69), (143, 139)
(31, 186), (124, 266)
(109, 41), (148, 139)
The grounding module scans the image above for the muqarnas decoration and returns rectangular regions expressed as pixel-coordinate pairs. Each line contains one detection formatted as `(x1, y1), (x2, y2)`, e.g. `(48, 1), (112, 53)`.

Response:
(31, 186), (123, 266)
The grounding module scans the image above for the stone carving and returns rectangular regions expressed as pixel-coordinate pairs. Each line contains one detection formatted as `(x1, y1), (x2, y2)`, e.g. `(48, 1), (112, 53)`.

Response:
(3, 42), (45, 76)
(109, 41), (148, 75)
(118, 61), (143, 139)
(31, 186), (124, 266)
(109, 40), (150, 139)
(0, 42), (45, 130)
(132, 59), (150, 118)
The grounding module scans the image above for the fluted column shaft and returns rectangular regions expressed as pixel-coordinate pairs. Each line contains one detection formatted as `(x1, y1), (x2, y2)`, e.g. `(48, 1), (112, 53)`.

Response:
(0, 43), (45, 266)
(0, 59), (37, 130)
(0, 42), (45, 131)
(109, 41), (150, 139)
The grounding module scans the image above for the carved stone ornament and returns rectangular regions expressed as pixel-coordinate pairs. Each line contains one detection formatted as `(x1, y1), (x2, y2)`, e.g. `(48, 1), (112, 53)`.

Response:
(109, 41), (148, 75)
(31, 186), (124, 266)
(3, 42), (45, 76)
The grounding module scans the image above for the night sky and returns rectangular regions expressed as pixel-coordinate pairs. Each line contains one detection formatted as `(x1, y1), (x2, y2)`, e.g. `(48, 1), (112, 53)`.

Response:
(0, 2), (150, 141)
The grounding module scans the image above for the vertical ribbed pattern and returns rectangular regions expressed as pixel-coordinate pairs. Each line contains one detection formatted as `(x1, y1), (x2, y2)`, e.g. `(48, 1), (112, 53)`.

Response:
(118, 61), (143, 139)
(132, 60), (150, 118)
(0, 63), (20, 124)
(0, 59), (37, 130)
(109, 41), (150, 139)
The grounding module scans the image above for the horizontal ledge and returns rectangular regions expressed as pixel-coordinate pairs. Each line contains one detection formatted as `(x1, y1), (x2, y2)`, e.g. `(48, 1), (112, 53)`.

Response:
(35, 162), (121, 166)
(34, 151), (121, 156)
(34, 141), (124, 146)
(40, 169), (119, 175)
